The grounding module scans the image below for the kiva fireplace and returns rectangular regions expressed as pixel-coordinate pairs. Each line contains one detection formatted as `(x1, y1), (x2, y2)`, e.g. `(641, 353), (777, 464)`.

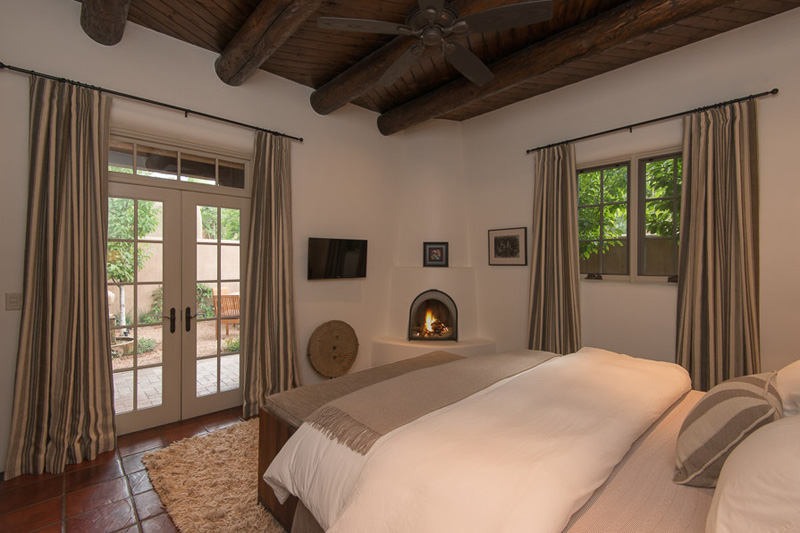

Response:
(408, 289), (457, 341)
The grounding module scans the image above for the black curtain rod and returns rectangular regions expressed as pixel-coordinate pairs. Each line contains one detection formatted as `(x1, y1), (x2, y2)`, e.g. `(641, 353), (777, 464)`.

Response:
(0, 61), (303, 143)
(525, 88), (778, 154)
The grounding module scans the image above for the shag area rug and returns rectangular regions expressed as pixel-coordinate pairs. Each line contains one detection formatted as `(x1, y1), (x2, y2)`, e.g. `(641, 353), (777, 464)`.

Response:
(142, 418), (286, 533)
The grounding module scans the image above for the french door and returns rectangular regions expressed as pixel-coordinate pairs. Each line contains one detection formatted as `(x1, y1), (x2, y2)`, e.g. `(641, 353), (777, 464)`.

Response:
(107, 183), (249, 434)
(180, 191), (249, 419)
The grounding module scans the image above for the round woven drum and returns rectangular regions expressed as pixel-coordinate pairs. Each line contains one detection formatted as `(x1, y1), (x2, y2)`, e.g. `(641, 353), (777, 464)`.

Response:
(307, 320), (359, 378)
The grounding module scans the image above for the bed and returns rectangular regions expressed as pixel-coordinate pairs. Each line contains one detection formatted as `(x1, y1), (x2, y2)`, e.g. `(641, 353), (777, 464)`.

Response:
(257, 347), (726, 532)
(257, 350), (466, 527)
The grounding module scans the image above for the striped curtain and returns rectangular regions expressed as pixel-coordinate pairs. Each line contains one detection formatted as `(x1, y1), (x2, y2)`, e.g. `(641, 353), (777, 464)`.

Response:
(677, 100), (761, 391)
(5, 78), (115, 478)
(528, 144), (582, 354)
(242, 131), (299, 418)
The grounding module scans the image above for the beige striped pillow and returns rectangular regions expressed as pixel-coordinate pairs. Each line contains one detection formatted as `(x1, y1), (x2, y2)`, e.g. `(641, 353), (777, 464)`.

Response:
(674, 372), (782, 488)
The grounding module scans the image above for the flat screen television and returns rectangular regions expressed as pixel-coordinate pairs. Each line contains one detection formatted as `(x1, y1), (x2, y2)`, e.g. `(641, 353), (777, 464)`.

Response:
(307, 238), (368, 280)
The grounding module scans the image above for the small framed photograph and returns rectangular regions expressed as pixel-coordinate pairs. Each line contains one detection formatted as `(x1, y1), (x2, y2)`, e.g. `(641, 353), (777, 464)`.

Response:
(423, 242), (449, 267)
(488, 227), (527, 266)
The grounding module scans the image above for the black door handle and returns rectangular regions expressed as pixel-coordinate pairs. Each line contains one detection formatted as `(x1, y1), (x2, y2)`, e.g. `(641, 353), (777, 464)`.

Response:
(162, 307), (176, 333)
(185, 307), (202, 332)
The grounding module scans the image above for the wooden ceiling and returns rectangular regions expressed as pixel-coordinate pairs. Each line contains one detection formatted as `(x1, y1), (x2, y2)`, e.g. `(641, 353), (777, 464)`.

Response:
(78, 0), (800, 135)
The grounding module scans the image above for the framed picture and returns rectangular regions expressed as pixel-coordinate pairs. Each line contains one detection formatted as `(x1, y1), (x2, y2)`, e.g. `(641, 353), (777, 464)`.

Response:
(423, 242), (449, 267)
(488, 227), (527, 266)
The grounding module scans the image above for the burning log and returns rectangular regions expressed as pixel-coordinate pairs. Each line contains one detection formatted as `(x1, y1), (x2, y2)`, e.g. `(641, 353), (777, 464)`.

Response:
(412, 316), (451, 339)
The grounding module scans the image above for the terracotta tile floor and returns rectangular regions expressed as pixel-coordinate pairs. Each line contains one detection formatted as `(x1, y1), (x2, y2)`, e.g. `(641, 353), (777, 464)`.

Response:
(0, 407), (245, 533)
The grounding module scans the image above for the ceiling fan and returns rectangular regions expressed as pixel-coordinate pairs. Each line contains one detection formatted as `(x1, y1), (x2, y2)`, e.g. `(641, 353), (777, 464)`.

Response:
(318, 0), (554, 88)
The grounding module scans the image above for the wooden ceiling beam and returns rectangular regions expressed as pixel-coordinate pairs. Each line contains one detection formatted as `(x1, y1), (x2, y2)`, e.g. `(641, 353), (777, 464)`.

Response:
(376, 0), (734, 136)
(80, 0), (131, 46)
(311, 39), (430, 115)
(309, 0), (507, 116)
(215, 0), (323, 87)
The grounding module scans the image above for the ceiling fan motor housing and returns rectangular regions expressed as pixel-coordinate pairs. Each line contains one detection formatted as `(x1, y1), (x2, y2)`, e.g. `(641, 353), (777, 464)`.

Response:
(406, 4), (460, 33)
(421, 27), (444, 46)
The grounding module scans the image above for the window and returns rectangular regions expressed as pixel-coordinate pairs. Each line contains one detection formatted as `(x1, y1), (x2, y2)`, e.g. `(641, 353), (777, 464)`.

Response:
(109, 138), (247, 190)
(577, 151), (682, 281)
(639, 154), (682, 277)
(578, 163), (630, 275)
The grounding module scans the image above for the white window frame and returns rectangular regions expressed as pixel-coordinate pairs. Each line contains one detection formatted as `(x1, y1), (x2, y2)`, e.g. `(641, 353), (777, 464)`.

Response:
(578, 147), (681, 285)
(108, 129), (253, 199)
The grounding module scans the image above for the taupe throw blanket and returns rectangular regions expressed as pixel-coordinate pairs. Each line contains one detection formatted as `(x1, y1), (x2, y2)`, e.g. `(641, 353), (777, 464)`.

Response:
(264, 350), (464, 428)
(307, 350), (557, 454)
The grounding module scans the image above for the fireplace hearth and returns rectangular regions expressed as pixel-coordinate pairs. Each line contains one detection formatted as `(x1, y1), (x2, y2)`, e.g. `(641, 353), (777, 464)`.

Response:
(408, 289), (457, 341)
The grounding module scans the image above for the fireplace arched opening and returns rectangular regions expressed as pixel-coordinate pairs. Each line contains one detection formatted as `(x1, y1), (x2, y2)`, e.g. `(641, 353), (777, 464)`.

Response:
(408, 289), (457, 341)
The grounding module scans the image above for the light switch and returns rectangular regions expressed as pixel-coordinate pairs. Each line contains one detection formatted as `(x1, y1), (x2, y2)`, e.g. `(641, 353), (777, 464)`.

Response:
(5, 293), (23, 311)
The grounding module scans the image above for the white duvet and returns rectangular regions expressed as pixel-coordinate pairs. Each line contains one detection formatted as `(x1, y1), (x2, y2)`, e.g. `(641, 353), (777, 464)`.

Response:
(265, 347), (691, 532)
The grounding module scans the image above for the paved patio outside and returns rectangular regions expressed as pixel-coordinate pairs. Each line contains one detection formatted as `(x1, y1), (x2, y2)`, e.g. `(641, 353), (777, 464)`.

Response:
(113, 320), (240, 414)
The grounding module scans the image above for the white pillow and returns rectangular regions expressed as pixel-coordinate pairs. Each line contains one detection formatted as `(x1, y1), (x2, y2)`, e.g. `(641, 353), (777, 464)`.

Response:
(776, 358), (800, 416)
(705, 415), (800, 533)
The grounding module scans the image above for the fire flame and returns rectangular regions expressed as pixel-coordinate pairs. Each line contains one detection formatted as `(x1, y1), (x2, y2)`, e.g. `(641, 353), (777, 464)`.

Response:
(413, 307), (450, 339)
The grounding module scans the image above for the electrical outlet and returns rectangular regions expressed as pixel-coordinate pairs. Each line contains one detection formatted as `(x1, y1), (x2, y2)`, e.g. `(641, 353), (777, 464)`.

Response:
(5, 293), (23, 311)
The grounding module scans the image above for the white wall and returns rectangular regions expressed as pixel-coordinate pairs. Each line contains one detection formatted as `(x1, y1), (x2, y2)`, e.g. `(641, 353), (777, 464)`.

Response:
(0, 57), (29, 476)
(462, 8), (800, 369)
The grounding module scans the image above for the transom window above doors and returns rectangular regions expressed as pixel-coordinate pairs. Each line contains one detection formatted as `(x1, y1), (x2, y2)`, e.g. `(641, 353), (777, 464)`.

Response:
(577, 151), (682, 282)
(109, 135), (250, 192)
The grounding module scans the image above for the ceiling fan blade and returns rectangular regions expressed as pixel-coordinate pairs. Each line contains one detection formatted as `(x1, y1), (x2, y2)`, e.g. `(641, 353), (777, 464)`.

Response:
(377, 45), (425, 87)
(443, 42), (494, 87)
(458, 0), (553, 34)
(318, 17), (413, 36)
(418, 0), (445, 21)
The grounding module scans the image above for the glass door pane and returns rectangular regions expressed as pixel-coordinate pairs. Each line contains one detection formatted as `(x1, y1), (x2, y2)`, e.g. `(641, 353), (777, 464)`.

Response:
(108, 185), (182, 435)
(107, 197), (165, 413)
(194, 205), (241, 397)
(181, 193), (248, 419)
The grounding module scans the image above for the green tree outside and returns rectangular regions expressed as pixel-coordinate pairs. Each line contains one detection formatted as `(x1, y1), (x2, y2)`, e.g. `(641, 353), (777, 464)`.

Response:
(577, 155), (682, 274)
(107, 198), (162, 327)
(578, 166), (628, 262)
(643, 157), (682, 237)
(198, 206), (240, 241)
